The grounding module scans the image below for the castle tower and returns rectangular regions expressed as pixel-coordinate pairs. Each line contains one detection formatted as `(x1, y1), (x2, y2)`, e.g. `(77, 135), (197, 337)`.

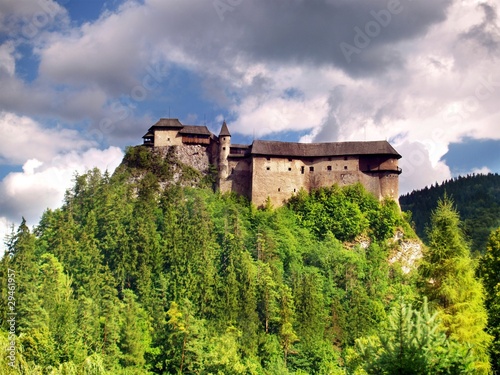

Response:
(218, 121), (231, 181)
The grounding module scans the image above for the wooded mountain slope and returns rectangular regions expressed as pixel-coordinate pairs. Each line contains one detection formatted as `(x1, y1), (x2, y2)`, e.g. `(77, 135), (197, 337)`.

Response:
(0, 146), (496, 374)
(399, 173), (500, 252)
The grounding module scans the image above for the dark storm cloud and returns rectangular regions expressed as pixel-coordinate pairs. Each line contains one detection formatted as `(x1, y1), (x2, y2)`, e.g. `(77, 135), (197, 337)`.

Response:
(31, 0), (456, 129)
(459, 3), (500, 53)
(152, 0), (453, 77)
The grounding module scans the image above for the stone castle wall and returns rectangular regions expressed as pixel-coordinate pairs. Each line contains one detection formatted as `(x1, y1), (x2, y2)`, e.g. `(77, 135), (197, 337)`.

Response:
(154, 129), (183, 147)
(149, 130), (400, 207)
(248, 155), (399, 207)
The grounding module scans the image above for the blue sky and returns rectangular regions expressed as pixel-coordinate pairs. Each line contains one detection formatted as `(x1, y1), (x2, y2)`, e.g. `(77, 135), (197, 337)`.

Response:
(0, 0), (499, 247)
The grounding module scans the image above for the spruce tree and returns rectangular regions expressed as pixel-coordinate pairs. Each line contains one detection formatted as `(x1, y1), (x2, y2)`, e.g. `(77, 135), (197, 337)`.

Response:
(419, 197), (492, 373)
(352, 298), (477, 374)
(479, 227), (500, 373)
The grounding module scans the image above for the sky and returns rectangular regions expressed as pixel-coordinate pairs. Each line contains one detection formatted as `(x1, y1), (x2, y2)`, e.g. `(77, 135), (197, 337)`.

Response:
(0, 0), (499, 250)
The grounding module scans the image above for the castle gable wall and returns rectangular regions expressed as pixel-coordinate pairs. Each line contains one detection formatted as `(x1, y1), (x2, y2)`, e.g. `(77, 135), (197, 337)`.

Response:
(154, 129), (183, 147)
(250, 155), (366, 207)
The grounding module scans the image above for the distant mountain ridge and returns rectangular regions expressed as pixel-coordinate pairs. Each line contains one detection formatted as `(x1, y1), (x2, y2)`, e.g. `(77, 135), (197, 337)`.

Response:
(399, 173), (500, 252)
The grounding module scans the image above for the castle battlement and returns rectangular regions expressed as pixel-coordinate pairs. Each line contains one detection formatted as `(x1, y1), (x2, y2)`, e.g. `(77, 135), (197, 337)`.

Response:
(142, 118), (402, 206)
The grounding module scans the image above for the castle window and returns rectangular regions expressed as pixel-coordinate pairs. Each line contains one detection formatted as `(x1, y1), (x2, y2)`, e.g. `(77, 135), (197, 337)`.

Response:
(310, 166), (314, 172)
(231, 168), (234, 174)
(278, 188), (281, 192)
(294, 188), (296, 192)
(223, 147), (226, 151)
(266, 167), (270, 171)
(266, 157), (271, 161)
(344, 166), (348, 170)
(288, 167), (292, 171)
(327, 166), (332, 171)
(288, 158), (292, 162)
(301, 166), (305, 174)
(168, 137), (170, 141)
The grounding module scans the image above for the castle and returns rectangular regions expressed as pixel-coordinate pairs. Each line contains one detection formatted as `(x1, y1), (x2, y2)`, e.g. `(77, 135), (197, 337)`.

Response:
(142, 118), (402, 206)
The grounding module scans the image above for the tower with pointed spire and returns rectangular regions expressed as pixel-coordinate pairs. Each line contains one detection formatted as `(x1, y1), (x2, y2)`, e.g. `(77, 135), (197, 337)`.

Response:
(218, 121), (231, 181)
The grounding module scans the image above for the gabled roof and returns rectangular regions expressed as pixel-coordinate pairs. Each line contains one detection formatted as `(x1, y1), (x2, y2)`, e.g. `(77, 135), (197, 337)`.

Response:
(219, 121), (231, 137)
(149, 118), (183, 130)
(251, 140), (401, 158)
(179, 125), (212, 136)
(142, 132), (154, 138)
(147, 118), (212, 137)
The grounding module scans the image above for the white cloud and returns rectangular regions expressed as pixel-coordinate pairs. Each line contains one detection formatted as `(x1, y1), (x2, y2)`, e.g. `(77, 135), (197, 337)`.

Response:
(0, 216), (15, 255)
(469, 166), (492, 175)
(396, 141), (452, 195)
(0, 0), (68, 37)
(0, 146), (124, 229)
(0, 112), (124, 256)
(0, 42), (17, 76)
(0, 0), (65, 18)
(37, 1), (150, 93)
(231, 95), (328, 137)
(0, 112), (94, 165)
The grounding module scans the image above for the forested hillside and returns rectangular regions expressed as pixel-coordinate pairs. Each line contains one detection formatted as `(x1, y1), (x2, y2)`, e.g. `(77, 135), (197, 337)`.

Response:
(0, 146), (497, 374)
(399, 173), (500, 253)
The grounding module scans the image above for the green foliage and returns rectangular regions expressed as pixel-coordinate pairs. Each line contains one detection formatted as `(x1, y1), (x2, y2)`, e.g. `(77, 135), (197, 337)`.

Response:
(121, 145), (212, 188)
(1, 165), (493, 373)
(122, 146), (172, 180)
(479, 227), (500, 373)
(289, 183), (404, 242)
(349, 298), (477, 374)
(419, 197), (492, 373)
(400, 173), (500, 252)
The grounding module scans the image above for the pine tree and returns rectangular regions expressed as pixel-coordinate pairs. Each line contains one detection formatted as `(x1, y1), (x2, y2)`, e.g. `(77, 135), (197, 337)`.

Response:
(419, 197), (492, 373)
(119, 289), (152, 369)
(99, 268), (123, 370)
(257, 261), (280, 334)
(39, 253), (85, 364)
(352, 298), (477, 374)
(2, 220), (58, 367)
(479, 227), (500, 373)
(278, 284), (298, 368)
(165, 299), (205, 373)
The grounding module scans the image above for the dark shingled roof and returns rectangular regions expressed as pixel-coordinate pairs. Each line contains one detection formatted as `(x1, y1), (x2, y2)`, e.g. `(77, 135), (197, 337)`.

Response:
(251, 140), (401, 158)
(142, 132), (154, 138)
(219, 121), (231, 137)
(150, 118), (183, 129)
(179, 125), (212, 136)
